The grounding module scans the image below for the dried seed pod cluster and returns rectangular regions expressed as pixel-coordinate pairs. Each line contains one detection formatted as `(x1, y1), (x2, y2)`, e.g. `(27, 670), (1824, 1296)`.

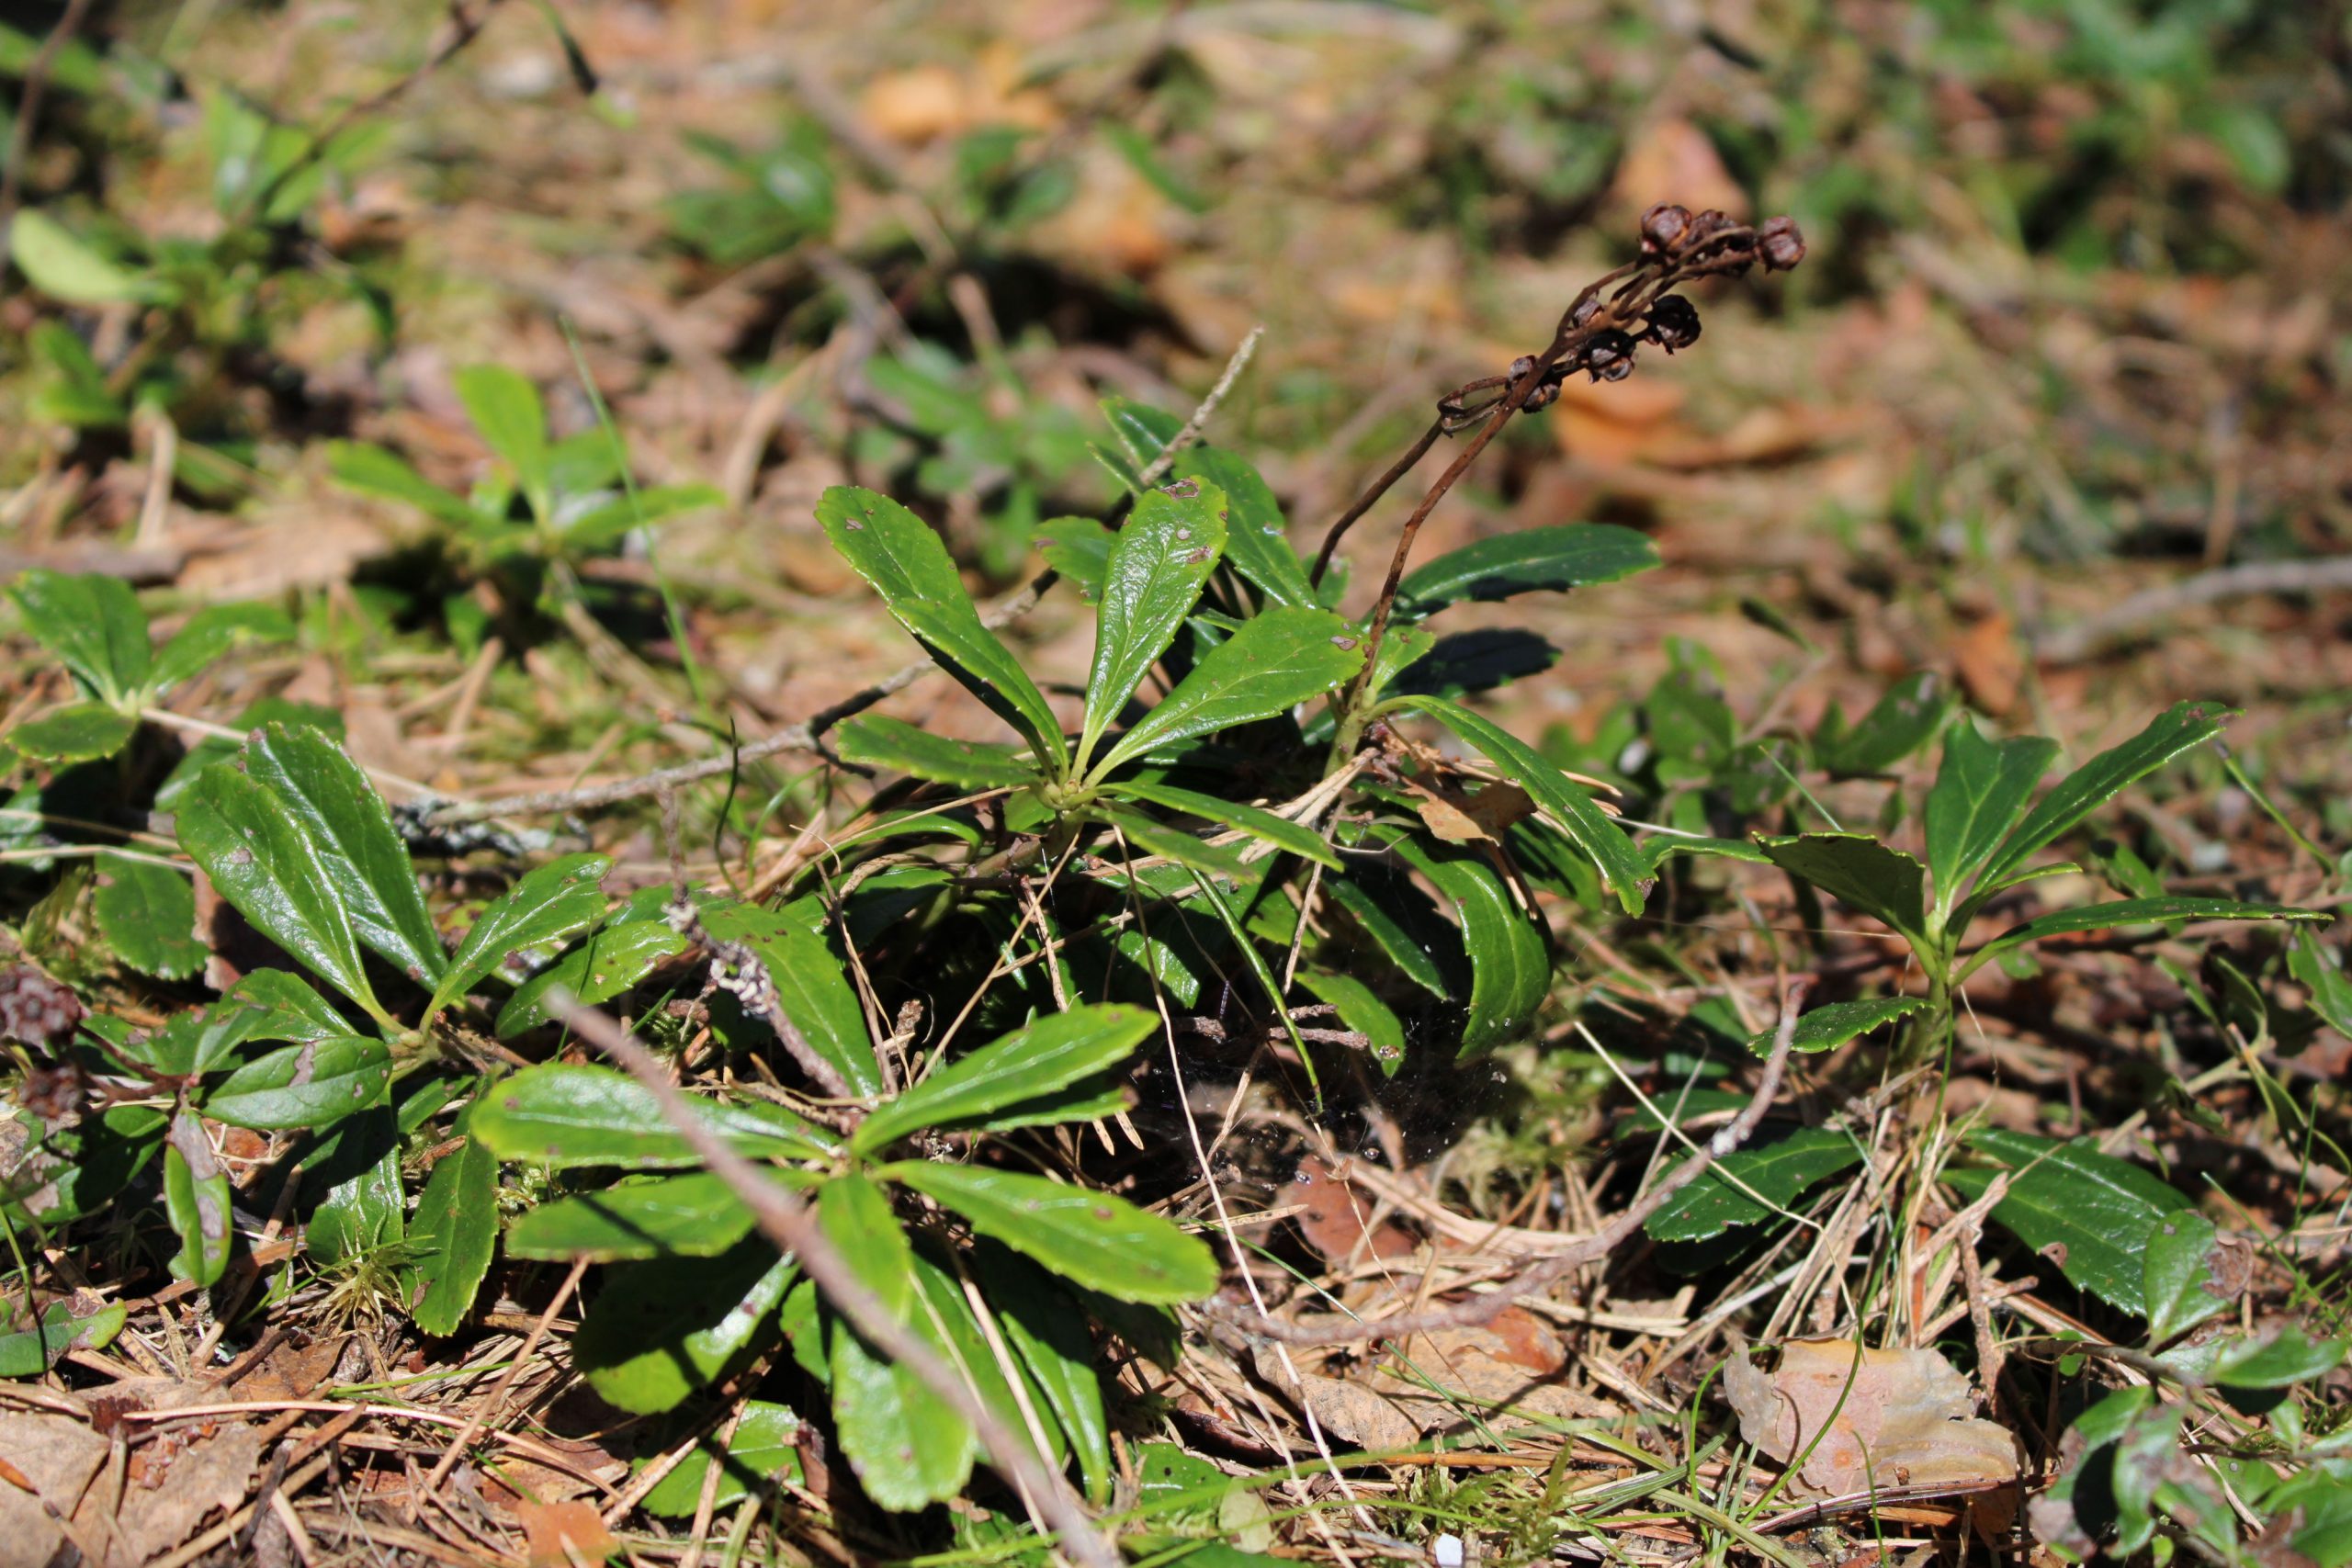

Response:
(1435, 201), (1806, 430)
(0, 965), (84, 1049)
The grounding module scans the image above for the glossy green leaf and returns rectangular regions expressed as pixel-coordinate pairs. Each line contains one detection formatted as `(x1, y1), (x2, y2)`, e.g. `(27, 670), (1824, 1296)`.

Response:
(1101, 394), (1185, 467)
(206, 1036), (390, 1130)
(1974, 702), (2235, 892)
(222, 970), (357, 1043)
(1389, 833), (1548, 1056)
(93, 853), (204, 979)
(2143, 1213), (2238, 1345)
(1394, 523), (1657, 620)
(10, 211), (156, 305)
(637, 1399), (804, 1517)
(579, 1239), (797, 1413)
(470, 1062), (836, 1168)
(1925, 722), (2059, 922)
(453, 364), (551, 515)
(428, 853), (611, 1018)
(1747, 996), (1929, 1057)
(852, 1004), (1156, 1154)
(1092, 606), (1363, 778)
(977, 1245), (1113, 1503)
(495, 920), (689, 1037)
(0, 1297), (127, 1379)
(177, 761), (384, 1022)
(1643, 1126), (1862, 1242)
(1095, 804), (1249, 881)
(887, 1161), (1217, 1303)
(1943, 1129), (2191, 1315)
(1818, 671), (1952, 777)
(1324, 868), (1450, 998)
(1757, 833), (1928, 942)
(1645, 835), (1773, 872)
(836, 713), (1036, 788)
(561, 483), (725, 548)
(1079, 480), (1228, 767)
(164, 1113), (232, 1286)
(1114, 782), (1339, 869)
(506, 1170), (761, 1262)
(698, 901), (884, 1099)
(818, 485), (1067, 773)
(1392, 694), (1650, 914)
(244, 724), (447, 987)
(405, 1112), (499, 1337)
(7, 569), (151, 703)
(1295, 971), (1407, 1075)
(822, 1175), (974, 1509)
(1388, 627), (1560, 701)
(327, 441), (484, 528)
(1033, 515), (1114, 602)
(1961, 897), (2323, 980)
(127, 1005), (268, 1078)
(149, 604), (295, 695)
(302, 1108), (403, 1268)
(1170, 448), (1317, 609)
(6, 702), (139, 761)
(2203, 1325), (2347, 1389)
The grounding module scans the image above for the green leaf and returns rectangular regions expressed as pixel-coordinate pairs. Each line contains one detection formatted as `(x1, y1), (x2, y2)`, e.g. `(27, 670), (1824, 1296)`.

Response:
(244, 724), (447, 988)
(1819, 671), (1952, 777)
(1643, 1127), (1863, 1242)
(495, 920), (689, 1037)
(93, 853), (204, 979)
(1944, 1129), (2191, 1315)
(149, 604), (295, 696)
(1170, 449), (1317, 608)
(9, 210), (156, 305)
(1096, 803), (1249, 882)
(852, 1004), (1156, 1154)
(1390, 834), (1548, 1056)
(2185, 1326), (2349, 1390)
(697, 901), (885, 1100)
(836, 714), (1036, 789)
(5, 702), (138, 762)
(128, 1005), (269, 1078)
(1295, 971), (1407, 1076)
(637, 1399), (804, 1517)
(1974, 702), (2235, 892)
(1388, 627), (1559, 702)
(819, 485), (1068, 773)
(1114, 782), (1339, 868)
(2143, 1213), (2238, 1346)
(561, 483), (724, 549)
(453, 365), (552, 517)
(164, 1113), (233, 1285)
(1092, 607), (1364, 778)
(1394, 523), (1658, 621)
(1391, 694), (1650, 914)
(886, 1161), (1217, 1304)
(1925, 722), (2059, 924)
(176, 762), (385, 1023)
(580, 1239), (797, 1413)
(327, 441), (484, 529)
(1756, 833), (1928, 943)
(2290, 932), (2352, 1039)
(470, 1062), (836, 1168)
(506, 1170), (763, 1262)
(0, 1297), (127, 1379)
(822, 1175), (974, 1509)
(303, 1108), (403, 1268)
(222, 970), (357, 1043)
(405, 1113), (499, 1336)
(1079, 481), (1228, 767)
(1323, 869), (1450, 998)
(1033, 515), (1114, 602)
(7, 569), (150, 705)
(976, 1245), (1113, 1502)
(1748, 996), (1930, 1056)
(428, 853), (611, 1018)
(1961, 897), (2324, 980)
(205, 1036), (390, 1130)
(1101, 395), (1186, 467)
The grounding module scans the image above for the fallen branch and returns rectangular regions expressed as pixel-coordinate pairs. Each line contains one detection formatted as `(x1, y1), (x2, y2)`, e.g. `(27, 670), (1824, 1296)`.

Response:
(2031, 555), (2352, 663)
(550, 997), (1123, 1568)
(1203, 978), (1806, 1346)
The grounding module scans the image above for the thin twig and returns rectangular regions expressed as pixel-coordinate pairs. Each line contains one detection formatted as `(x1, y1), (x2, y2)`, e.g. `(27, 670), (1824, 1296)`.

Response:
(1204, 978), (1807, 1345)
(2031, 555), (2352, 663)
(417, 1258), (588, 1499)
(550, 997), (1122, 1568)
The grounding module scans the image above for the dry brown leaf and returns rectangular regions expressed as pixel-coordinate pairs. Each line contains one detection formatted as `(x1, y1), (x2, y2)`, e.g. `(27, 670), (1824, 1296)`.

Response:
(1610, 118), (1747, 223)
(1405, 779), (1534, 845)
(1251, 1343), (1419, 1453)
(175, 513), (386, 600)
(1370, 1309), (1616, 1429)
(1722, 1339), (2019, 1499)
(1290, 1156), (1419, 1265)
(0, 1412), (109, 1565)
(518, 1496), (619, 1567)
(84, 1417), (262, 1564)
(1955, 613), (2023, 717)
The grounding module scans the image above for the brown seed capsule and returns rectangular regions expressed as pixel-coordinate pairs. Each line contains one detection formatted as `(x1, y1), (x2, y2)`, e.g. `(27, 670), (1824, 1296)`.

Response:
(1640, 202), (1692, 253)
(1645, 294), (1702, 353)
(0, 965), (83, 1050)
(1584, 329), (1636, 382)
(1758, 215), (1807, 271)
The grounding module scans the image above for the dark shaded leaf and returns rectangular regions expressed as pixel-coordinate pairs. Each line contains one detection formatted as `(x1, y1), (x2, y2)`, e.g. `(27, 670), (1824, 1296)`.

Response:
(496, 920), (690, 1037)
(1390, 833), (1548, 1056)
(1757, 833), (1928, 942)
(1945, 1129), (2191, 1315)
(1394, 524), (1657, 620)
(821, 1175), (973, 1509)
(886, 1161), (1218, 1303)
(506, 1171), (766, 1262)
(579, 1238), (796, 1413)
(1962, 897), (2323, 979)
(1819, 671), (1952, 776)
(1114, 782), (1340, 869)
(406, 1113), (499, 1336)
(1644, 1127), (1863, 1242)
(93, 852), (204, 979)
(836, 714), (1036, 788)
(427, 853), (611, 1018)
(1747, 996), (1929, 1057)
